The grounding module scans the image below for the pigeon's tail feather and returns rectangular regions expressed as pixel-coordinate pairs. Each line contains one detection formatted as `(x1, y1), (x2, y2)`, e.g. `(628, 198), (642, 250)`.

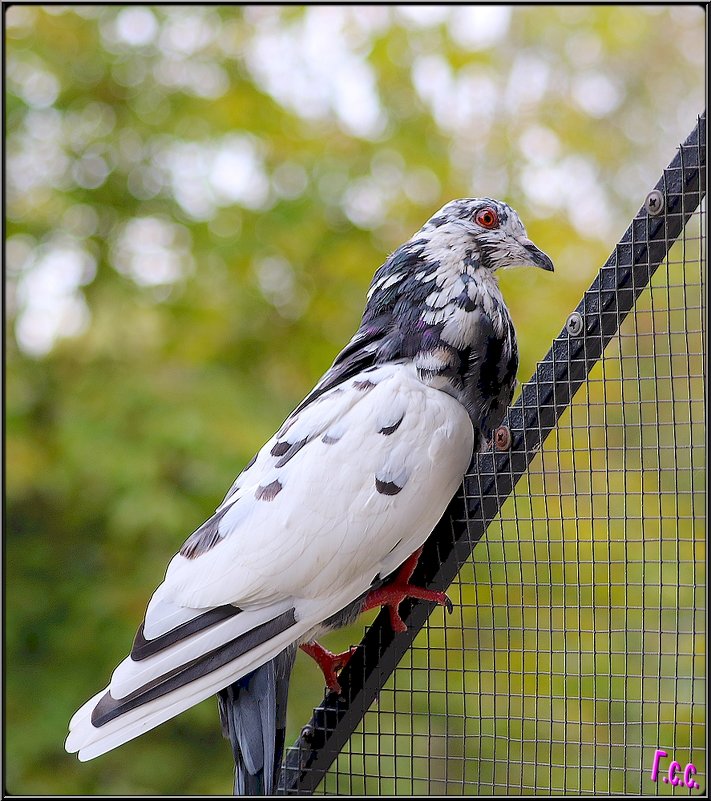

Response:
(65, 605), (304, 762)
(66, 581), (371, 762)
(219, 647), (296, 796)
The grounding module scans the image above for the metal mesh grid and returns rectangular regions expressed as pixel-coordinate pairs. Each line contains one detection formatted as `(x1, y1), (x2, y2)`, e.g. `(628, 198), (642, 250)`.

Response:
(307, 199), (705, 797)
(280, 116), (705, 795)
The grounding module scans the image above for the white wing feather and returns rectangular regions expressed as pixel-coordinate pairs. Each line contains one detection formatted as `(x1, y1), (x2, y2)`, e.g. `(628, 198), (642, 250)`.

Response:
(66, 361), (474, 760)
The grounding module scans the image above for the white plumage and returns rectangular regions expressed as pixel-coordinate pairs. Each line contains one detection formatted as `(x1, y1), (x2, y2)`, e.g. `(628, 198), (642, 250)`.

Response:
(65, 360), (474, 761)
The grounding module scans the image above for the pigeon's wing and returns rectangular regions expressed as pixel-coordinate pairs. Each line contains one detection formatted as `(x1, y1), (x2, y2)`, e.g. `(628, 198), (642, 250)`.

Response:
(65, 361), (474, 761)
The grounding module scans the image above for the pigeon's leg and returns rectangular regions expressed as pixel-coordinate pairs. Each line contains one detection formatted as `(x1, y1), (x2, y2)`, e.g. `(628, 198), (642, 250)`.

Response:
(361, 546), (453, 633)
(300, 641), (357, 695)
(300, 546), (452, 692)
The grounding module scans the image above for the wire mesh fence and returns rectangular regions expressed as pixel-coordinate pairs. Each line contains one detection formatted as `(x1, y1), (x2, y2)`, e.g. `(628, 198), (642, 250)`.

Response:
(336, 201), (704, 796)
(279, 113), (706, 796)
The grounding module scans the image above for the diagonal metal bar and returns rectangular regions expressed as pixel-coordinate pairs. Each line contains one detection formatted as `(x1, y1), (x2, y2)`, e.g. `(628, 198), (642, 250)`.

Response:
(278, 112), (706, 795)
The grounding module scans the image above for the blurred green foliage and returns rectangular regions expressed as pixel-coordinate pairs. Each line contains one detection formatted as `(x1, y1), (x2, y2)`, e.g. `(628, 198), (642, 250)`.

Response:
(4, 5), (704, 795)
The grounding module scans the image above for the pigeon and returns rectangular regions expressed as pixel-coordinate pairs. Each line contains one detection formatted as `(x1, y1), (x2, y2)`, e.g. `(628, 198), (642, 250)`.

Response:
(65, 197), (553, 792)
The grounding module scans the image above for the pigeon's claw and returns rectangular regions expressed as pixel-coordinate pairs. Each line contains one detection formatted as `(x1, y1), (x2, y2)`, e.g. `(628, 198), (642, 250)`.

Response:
(300, 641), (358, 695)
(362, 546), (454, 632)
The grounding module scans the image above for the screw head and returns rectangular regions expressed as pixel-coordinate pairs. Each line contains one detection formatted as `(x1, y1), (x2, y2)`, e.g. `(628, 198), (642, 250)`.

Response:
(566, 312), (584, 336)
(645, 189), (665, 216)
(494, 425), (511, 452)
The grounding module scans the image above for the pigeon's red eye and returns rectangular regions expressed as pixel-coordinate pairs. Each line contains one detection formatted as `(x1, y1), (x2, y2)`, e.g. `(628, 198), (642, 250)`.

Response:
(475, 208), (499, 229)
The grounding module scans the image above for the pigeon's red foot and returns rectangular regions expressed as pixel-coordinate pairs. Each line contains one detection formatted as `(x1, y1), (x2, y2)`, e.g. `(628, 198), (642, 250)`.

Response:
(362, 546), (453, 633)
(300, 641), (357, 695)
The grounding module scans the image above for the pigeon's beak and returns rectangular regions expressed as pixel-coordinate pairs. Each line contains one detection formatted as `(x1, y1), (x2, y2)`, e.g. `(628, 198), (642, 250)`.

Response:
(519, 238), (555, 272)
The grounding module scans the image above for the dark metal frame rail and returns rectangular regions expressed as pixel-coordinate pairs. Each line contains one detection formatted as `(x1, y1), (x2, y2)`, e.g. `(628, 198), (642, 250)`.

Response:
(278, 112), (706, 795)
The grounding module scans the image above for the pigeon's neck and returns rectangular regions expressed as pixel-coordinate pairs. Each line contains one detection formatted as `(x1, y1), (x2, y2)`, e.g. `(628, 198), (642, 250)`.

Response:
(401, 245), (518, 444)
(412, 267), (513, 384)
(305, 239), (517, 434)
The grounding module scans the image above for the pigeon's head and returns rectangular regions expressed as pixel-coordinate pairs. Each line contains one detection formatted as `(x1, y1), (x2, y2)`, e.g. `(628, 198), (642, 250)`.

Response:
(417, 197), (554, 274)
(357, 196), (552, 365)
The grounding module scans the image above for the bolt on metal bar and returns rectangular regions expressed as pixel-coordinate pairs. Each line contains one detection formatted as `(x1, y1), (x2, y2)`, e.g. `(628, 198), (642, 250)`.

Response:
(278, 112), (706, 795)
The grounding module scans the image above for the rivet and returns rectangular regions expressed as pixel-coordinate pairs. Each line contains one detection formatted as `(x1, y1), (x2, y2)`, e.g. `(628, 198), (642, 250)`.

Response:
(494, 425), (511, 452)
(566, 312), (584, 336)
(645, 189), (665, 216)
